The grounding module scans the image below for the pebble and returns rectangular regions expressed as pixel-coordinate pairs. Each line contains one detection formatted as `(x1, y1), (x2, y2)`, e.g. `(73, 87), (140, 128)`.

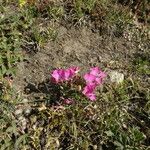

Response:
(109, 71), (124, 84)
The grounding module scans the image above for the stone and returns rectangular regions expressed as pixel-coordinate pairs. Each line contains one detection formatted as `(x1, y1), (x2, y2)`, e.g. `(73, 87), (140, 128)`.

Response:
(109, 71), (124, 84)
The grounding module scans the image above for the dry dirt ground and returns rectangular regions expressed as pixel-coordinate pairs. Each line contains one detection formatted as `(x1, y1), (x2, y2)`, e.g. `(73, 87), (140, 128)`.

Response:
(13, 23), (150, 101)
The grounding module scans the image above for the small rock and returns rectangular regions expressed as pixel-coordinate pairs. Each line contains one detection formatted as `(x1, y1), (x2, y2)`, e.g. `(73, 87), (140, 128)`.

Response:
(109, 71), (124, 84)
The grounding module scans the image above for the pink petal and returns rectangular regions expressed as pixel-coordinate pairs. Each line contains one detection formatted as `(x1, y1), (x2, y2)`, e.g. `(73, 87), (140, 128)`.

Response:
(63, 67), (80, 81)
(87, 93), (96, 101)
(51, 70), (61, 82)
(82, 84), (96, 95)
(58, 69), (65, 81)
(51, 69), (66, 82)
(69, 67), (80, 74)
(84, 73), (96, 84)
(82, 86), (96, 101)
(90, 67), (101, 76)
(64, 69), (72, 80)
(51, 67), (80, 83)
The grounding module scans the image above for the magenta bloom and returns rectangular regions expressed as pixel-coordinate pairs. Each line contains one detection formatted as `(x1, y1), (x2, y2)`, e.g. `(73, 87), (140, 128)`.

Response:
(83, 67), (106, 101)
(64, 69), (73, 80)
(84, 73), (96, 85)
(90, 67), (101, 76)
(84, 67), (106, 86)
(51, 66), (106, 102)
(82, 84), (96, 93)
(64, 67), (80, 80)
(51, 69), (64, 83)
(51, 67), (80, 83)
(82, 84), (96, 101)
(69, 67), (80, 74)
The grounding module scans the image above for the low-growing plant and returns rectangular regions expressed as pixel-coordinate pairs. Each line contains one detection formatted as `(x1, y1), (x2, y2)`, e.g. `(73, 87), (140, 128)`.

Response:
(50, 66), (106, 103)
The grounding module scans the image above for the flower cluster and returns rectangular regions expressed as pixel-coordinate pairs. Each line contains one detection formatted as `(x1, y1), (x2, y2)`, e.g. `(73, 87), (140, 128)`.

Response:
(51, 67), (106, 102)
(82, 67), (106, 101)
(51, 67), (79, 83)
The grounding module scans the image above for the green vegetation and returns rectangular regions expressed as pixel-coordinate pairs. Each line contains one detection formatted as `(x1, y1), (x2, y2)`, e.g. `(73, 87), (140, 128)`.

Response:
(1, 80), (149, 149)
(134, 52), (150, 75)
(0, 0), (150, 149)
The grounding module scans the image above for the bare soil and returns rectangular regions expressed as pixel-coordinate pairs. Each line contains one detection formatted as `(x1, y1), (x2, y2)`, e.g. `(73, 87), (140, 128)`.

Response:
(13, 23), (150, 100)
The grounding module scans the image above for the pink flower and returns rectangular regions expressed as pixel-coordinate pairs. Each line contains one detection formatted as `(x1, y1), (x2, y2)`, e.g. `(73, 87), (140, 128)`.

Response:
(84, 73), (96, 85)
(69, 67), (80, 74)
(64, 67), (80, 80)
(51, 67), (80, 83)
(82, 84), (96, 94)
(82, 84), (96, 101)
(83, 67), (106, 101)
(84, 67), (106, 86)
(86, 93), (96, 101)
(51, 69), (64, 83)
(90, 67), (101, 76)
(64, 69), (73, 80)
